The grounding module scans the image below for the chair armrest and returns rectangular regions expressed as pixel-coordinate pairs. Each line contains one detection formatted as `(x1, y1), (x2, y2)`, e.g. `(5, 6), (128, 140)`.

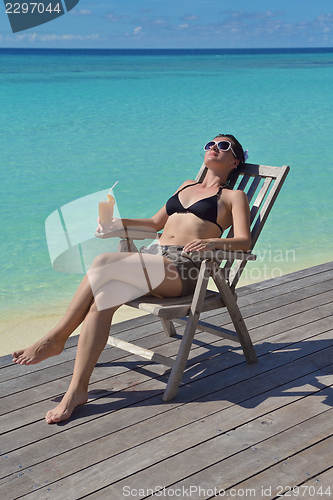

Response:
(95, 229), (162, 240)
(182, 249), (257, 263)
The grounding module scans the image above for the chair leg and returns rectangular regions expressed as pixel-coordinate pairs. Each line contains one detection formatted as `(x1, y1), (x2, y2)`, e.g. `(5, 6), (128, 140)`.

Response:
(160, 318), (177, 337)
(212, 263), (257, 364)
(162, 261), (211, 402)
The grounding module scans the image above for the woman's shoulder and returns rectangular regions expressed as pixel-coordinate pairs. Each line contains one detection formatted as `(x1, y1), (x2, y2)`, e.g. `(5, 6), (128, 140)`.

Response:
(177, 179), (197, 190)
(223, 188), (249, 206)
(224, 187), (248, 198)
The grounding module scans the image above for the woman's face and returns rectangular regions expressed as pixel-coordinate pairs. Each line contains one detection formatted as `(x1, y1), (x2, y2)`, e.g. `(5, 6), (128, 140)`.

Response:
(204, 136), (239, 171)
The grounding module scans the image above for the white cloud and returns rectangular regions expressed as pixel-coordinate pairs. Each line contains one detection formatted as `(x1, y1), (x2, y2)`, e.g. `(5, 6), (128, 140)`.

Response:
(133, 26), (142, 35)
(105, 11), (130, 23)
(11, 33), (99, 42)
(206, 9), (333, 43)
(181, 14), (200, 21)
(221, 9), (285, 21)
(317, 14), (333, 22)
(69, 9), (93, 16)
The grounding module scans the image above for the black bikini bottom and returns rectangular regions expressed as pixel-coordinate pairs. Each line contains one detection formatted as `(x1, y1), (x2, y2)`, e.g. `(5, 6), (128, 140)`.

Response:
(139, 244), (200, 296)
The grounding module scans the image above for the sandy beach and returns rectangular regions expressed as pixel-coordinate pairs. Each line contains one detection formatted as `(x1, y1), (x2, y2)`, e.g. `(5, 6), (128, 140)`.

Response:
(0, 303), (150, 358)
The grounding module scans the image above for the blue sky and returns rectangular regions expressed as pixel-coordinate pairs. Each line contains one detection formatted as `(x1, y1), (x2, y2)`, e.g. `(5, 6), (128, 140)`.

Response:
(1, 0), (333, 48)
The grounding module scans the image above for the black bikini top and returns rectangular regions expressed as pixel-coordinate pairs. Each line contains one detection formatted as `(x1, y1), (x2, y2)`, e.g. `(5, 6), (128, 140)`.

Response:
(165, 182), (225, 234)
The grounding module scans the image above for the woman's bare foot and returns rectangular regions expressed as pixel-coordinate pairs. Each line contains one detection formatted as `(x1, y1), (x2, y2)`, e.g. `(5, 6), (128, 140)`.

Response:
(12, 338), (64, 366)
(45, 390), (89, 424)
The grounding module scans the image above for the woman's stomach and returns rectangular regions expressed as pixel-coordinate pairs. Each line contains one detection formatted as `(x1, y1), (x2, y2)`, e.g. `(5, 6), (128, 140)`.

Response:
(159, 213), (222, 246)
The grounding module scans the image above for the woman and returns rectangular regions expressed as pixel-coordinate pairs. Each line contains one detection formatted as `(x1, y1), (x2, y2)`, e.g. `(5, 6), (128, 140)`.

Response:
(12, 134), (251, 423)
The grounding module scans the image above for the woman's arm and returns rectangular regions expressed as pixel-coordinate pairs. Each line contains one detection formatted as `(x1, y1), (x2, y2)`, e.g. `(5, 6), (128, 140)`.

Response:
(102, 179), (196, 233)
(183, 190), (251, 253)
(119, 205), (169, 233)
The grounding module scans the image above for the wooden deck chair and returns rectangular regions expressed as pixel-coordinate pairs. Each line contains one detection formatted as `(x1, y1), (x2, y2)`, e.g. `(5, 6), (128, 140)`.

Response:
(98, 162), (290, 401)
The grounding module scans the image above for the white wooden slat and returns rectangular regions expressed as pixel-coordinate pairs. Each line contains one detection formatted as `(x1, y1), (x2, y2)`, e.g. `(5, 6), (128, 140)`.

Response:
(249, 176), (272, 227)
(246, 175), (262, 204)
(250, 165), (290, 249)
(107, 336), (175, 368)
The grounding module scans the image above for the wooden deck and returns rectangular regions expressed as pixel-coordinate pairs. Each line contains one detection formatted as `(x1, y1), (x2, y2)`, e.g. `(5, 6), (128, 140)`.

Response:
(1, 261), (333, 500)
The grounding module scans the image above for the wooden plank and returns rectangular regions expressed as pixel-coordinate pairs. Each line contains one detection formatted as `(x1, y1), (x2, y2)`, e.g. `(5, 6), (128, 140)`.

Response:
(192, 320), (240, 342)
(202, 283), (333, 334)
(106, 336), (175, 368)
(231, 165), (289, 289)
(20, 371), (333, 500)
(1, 273), (331, 400)
(160, 318), (177, 337)
(1, 293), (333, 433)
(0, 265), (332, 500)
(157, 409), (333, 500)
(195, 290), (333, 356)
(94, 227), (159, 240)
(249, 176), (272, 221)
(3, 176), (333, 500)
(224, 431), (333, 500)
(301, 468), (333, 496)
(236, 267), (333, 307)
(99, 388), (333, 500)
(204, 271), (333, 329)
(163, 260), (211, 401)
(200, 267), (333, 328)
(1, 286), (332, 429)
(211, 261), (257, 364)
(245, 174), (262, 204)
(2, 333), (333, 496)
(250, 163), (288, 246)
(245, 287), (333, 332)
(251, 302), (333, 344)
(184, 249), (257, 262)
(0, 342), (172, 419)
(1, 318), (332, 467)
(243, 162), (289, 178)
(236, 173), (251, 191)
(237, 261), (333, 297)
(0, 368), (330, 496)
(1, 309), (331, 456)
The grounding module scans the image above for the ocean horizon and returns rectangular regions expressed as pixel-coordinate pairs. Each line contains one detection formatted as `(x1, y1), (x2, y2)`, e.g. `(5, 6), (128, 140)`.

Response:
(1, 47), (332, 355)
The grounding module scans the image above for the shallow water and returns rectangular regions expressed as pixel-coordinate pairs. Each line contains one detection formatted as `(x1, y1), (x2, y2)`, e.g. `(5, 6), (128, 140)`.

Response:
(1, 48), (333, 354)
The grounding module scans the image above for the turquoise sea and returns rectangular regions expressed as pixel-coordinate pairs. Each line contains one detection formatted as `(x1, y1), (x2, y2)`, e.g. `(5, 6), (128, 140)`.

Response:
(1, 48), (333, 335)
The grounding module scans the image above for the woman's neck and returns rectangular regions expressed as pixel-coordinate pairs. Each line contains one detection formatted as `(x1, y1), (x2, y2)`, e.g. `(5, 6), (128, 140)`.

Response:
(201, 169), (228, 188)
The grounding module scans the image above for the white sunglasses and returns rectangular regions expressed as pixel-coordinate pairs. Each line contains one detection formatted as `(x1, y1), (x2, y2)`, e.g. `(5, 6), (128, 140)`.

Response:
(204, 140), (236, 158)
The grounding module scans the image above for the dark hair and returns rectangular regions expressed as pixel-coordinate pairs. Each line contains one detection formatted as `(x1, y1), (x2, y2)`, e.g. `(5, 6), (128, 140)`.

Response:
(215, 133), (245, 183)
(215, 133), (245, 164)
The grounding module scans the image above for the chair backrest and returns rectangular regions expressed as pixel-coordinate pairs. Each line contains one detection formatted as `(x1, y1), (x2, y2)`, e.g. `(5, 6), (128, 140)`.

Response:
(195, 162), (290, 290)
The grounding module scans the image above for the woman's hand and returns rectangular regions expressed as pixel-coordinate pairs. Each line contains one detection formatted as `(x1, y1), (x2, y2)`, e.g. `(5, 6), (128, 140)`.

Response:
(96, 217), (124, 233)
(183, 239), (216, 253)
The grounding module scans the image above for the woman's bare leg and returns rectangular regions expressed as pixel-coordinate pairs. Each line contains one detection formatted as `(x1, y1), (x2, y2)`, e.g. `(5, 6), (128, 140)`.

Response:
(11, 252), (143, 365)
(45, 300), (119, 424)
(12, 273), (94, 365)
(12, 251), (179, 365)
(44, 261), (183, 424)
